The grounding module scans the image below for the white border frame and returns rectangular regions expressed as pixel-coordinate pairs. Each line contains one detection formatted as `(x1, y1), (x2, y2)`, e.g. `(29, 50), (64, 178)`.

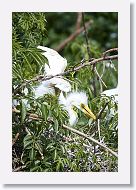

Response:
(0, 0), (130, 184)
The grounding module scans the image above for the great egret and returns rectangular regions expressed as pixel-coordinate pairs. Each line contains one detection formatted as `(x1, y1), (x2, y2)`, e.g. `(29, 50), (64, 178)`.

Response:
(101, 86), (118, 102)
(35, 46), (71, 98)
(59, 92), (96, 126)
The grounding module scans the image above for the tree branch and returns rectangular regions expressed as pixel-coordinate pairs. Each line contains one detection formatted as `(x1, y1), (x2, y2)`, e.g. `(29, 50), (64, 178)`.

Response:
(13, 109), (43, 123)
(12, 133), (20, 146)
(97, 119), (101, 142)
(13, 165), (26, 172)
(62, 124), (118, 158)
(97, 101), (110, 119)
(13, 53), (118, 95)
(76, 12), (82, 30)
(55, 20), (93, 52)
(103, 48), (118, 57)
(82, 13), (91, 58)
(94, 67), (107, 88)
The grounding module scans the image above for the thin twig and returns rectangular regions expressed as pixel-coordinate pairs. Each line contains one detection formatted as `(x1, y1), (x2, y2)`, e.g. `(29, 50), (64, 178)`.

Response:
(76, 12), (82, 30)
(62, 124), (118, 158)
(13, 165), (26, 172)
(97, 119), (101, 142)
(12, 108), (42, 121)
(13, 54), (118, 95)
(97, 101), (110, 119)
(103, 48), (118, 57)
(12, 133), (20, 146)
(92, 67), (97, 97)
(82, 13), (91, 58)
(12, 108), (20, 113)
(94, 67), (107, 88)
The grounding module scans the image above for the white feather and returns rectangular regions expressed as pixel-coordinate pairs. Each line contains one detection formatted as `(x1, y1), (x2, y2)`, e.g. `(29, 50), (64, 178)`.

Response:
(59, 92), (89, 126)
(102, 86), (118, 102)
(35, 46), (71, 98)
(50, 77), (71, 92)
(35, 81), (55, 98)
(37, 46), (67, 75)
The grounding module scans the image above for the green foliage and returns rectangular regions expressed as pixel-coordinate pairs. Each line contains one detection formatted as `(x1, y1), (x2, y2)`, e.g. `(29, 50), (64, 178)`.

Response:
(12, 12), (118, 172)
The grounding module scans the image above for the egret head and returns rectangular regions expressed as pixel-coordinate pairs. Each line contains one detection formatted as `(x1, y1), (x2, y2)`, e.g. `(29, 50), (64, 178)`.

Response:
(67, 92), (96, 120)
(59, 92), (96, 126)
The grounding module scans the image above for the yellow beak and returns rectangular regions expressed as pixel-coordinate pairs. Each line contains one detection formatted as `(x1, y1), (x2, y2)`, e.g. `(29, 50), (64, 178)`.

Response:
(81, 104), (96, 120)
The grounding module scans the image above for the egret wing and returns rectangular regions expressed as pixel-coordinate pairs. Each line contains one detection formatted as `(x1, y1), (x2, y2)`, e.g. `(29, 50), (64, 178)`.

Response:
(37, 46), (67, 75)
(50, 77), (71, 92)
(35, 82), (55, 98)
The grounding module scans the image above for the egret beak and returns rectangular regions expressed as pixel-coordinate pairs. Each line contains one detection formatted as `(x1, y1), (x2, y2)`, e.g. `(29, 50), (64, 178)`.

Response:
(81, 104), (96, 120)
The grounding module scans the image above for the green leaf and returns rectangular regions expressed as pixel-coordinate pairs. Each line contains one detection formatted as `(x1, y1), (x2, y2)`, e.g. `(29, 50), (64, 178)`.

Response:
(35, 142), (43, 158)
(29, 51), (46, 67)
(60, 145), (65, 154)
(21, 100), (27, 123)
(24, 139), (33, 149)
(35, 160), (41, 165)
(12, 63), (23, 80)
(54, 119), (59, 133)
(22, 53), (33, 72)
(56, 160), (61, 171)
(30, 166), (40, 172)
(41, 103), (48, 121)
(46, 143), (55, 151)
(54, 149), (57, 161)
(29, 148), (35, 161)
(23, 134), (33, 142)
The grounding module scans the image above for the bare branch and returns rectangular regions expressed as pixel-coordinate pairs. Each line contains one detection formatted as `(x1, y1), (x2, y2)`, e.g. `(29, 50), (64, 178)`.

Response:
(62, 124), (118, 158)
(12, 108), (20, 113)
(55, 20), (92, 52)
(97, 119), (101, 141)
(12, 133), (20, 146)
(103, 48), (118, 57)
(12, 108), (42, 121)
(13, 165), (26, 172)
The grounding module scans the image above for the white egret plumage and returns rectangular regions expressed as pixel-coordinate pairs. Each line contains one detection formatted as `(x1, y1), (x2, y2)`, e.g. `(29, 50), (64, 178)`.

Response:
(35, 46), (71, 98)
(101, 86), (118, 102)
(59, 92), (96, 126)
(35, 77), (71, 98)
(38, 46), (67, 75)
